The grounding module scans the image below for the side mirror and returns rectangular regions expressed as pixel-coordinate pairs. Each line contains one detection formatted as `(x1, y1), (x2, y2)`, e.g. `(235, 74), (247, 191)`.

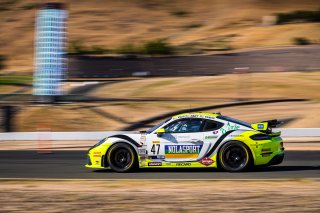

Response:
(156, 128), (165, 137)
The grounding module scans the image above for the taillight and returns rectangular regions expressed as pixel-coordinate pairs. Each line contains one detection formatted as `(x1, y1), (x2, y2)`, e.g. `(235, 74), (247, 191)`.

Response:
(250, 134), (272, 140)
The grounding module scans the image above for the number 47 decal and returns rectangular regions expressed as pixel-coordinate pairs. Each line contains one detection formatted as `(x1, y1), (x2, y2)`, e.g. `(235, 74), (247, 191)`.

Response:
(151, 144), (160, 155)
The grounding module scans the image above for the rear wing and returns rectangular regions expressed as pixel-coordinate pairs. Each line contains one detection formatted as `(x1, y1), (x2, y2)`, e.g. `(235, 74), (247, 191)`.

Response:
(251, 119), (283, 134)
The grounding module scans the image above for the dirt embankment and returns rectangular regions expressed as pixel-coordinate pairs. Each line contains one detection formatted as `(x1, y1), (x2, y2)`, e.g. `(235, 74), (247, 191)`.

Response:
(0, 180), (319, 212)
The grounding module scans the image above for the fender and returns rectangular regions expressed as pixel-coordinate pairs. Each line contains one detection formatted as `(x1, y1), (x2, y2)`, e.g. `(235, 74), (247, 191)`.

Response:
(106, 134), (143, 159)
(108, 134), (142, 147)
(100, 135), (142, 167)
(231, 130), (263, 163)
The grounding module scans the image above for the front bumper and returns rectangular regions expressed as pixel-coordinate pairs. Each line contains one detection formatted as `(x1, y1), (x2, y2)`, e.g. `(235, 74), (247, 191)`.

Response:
(86, 155), (92, 166)
(85, 141), (112, 169)
(85, 154), (105, 169)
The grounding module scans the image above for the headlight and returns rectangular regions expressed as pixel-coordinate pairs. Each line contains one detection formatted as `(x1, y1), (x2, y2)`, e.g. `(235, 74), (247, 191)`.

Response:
(250, 134), (272, 140)
(88, 138), (106, 151)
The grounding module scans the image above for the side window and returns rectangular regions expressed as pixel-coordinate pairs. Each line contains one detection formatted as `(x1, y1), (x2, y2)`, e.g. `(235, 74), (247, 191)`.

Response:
(165, 119), (204, 133)
(203, 120), (224, 131)
(165, 119), (187, 133)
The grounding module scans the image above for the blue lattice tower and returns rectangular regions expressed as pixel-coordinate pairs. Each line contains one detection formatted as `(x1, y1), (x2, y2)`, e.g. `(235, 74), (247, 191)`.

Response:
(33, 3), (67, 101)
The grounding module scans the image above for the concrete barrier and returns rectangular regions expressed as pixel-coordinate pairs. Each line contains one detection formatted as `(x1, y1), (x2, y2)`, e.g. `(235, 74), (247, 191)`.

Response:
(274, 128), (320, 137)
(0, 131), (126, 141)
(0, 129), (320, 141)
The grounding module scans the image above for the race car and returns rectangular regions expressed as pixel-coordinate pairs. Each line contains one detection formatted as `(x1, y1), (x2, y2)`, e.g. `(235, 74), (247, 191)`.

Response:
(85, 112), (284, 172)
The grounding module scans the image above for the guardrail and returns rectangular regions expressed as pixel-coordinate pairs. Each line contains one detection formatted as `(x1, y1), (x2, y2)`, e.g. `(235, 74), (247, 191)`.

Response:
(0, 129), (320, 141)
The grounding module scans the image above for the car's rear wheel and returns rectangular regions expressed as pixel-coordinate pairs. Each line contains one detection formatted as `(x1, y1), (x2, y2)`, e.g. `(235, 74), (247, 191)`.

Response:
(219, 141), (251, 172)
(107, 143), (137, 172)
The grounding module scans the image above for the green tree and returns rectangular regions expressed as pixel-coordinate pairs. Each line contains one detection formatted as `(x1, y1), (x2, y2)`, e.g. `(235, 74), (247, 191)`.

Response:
(143, 39), (174, 55)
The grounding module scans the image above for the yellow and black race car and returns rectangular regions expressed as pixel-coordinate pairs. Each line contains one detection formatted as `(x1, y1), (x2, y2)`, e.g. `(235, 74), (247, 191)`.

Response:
(86, 112), (284, 172)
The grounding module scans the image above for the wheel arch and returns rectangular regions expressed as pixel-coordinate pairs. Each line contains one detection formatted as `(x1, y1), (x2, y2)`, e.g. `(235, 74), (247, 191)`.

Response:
(104, 139), (140, 167)
(231, 130), (260, 164)
(236, 139), (256, 164)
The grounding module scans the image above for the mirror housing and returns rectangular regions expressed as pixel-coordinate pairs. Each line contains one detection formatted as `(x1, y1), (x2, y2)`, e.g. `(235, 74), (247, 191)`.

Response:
(156, 128), (165, 137)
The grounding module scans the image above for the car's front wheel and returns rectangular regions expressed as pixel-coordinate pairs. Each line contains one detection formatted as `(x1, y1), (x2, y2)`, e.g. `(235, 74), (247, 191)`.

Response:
(218, 141), (251, 172)
(107, 143), (137, 172)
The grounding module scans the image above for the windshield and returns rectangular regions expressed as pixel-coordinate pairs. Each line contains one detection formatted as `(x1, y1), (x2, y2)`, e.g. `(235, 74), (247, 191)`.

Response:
(217, 115), (251, 128)
(146, 118), (171, 133)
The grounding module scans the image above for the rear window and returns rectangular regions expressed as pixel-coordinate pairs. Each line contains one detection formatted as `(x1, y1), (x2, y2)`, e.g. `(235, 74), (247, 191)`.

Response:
(203, 120), (224, 131)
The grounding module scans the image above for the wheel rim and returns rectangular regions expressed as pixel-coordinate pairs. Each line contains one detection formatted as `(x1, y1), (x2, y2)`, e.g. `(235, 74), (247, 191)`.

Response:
(222, 145), (248, 170)
(111, 148), (132, 169)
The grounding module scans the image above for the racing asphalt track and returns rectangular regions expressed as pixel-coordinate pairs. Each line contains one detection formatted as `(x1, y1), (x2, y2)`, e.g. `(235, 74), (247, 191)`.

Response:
(0, 150), (319, 179)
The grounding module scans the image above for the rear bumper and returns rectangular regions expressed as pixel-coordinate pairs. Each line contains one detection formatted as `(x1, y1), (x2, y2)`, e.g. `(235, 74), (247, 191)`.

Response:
(267, 153), (285, 166)
(252, 135), (285, 166)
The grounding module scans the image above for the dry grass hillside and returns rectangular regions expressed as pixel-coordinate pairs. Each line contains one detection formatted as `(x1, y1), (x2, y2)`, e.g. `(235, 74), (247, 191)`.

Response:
(1, 0), (320, 73)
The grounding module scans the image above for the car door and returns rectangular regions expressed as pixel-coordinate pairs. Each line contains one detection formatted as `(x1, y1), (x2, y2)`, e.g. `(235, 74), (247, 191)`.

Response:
(147, 118), (207, 162)
(201, 119), (225, 157)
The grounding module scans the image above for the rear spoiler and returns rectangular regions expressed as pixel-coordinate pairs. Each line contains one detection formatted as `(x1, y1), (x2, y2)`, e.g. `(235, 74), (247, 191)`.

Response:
(251, 119), (283, 134)
(263, 119), (282, 128)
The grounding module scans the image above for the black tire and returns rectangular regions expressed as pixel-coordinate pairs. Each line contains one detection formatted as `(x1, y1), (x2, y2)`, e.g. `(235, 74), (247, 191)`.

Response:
(218, 141), (251, 172)
(107, 143), (138, 173)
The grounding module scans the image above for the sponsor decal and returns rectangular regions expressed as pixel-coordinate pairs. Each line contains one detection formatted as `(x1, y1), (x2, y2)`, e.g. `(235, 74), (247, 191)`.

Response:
(93, 152), (102, 157)
(138, 148), (146, 155)
(150, 155), (165, 159)
(177, 135), (190, 139)
(165, 162), (172, 166)
(152, 140), (160, 144)
(165, 145), (202, 158)
(258, 124), (264, 129)
(148, 162), (162, 166)
(199, 157), (214, 166)
(140, 136), (146, 144)
(220, 122), (240, 134)
(176, 162), (191, 166)
(176, 114), (216, 120)
(205, 135), (218, 140)
(204, 116), (216, 120)
(229, 134), (243, 137)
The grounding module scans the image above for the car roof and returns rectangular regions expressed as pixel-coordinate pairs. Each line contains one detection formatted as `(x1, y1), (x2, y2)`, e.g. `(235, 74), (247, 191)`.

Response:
(172, 112), (221, 119)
